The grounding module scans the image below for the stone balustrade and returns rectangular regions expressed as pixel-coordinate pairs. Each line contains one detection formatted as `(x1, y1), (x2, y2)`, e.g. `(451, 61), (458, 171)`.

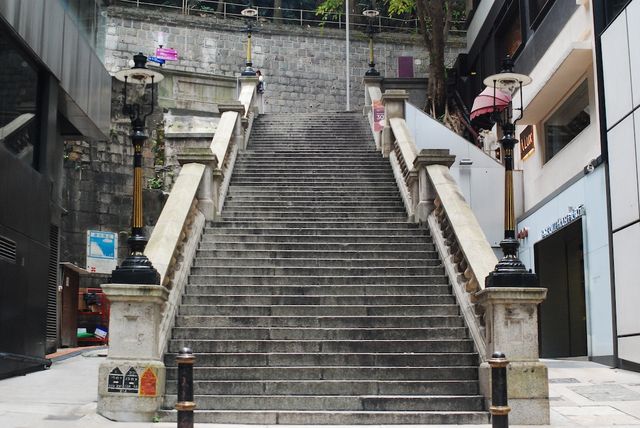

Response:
(364, 83), (549, 425)
(98, 76), (259, 422)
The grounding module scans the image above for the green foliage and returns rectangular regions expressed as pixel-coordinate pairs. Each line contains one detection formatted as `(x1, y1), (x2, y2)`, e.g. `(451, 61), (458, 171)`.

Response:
(147, 176), (164, 190)
(385, 0), (414, 15)
(315, 0), (344, 20)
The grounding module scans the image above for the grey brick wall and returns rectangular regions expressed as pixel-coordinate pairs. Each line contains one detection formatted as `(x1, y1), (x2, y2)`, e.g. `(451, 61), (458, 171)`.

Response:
(103, 6), (465, 113)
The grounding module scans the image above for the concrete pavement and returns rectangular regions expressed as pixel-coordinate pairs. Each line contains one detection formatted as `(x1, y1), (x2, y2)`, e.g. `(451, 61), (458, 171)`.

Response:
(1, 349), (639, 427)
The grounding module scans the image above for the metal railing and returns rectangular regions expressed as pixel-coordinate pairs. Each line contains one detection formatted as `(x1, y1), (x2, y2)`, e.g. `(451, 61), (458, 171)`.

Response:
(114, 0), (466, 35)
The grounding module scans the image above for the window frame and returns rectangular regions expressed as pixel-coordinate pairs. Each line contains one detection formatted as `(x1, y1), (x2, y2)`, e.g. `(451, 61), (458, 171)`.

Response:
(541, 76), (593, 164)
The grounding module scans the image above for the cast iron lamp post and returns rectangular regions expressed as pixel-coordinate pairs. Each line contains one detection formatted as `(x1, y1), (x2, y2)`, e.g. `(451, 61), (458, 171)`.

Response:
(111, 53), (163, 285)
(484, 55), (538, 287)
(362, 8), (380, 77)
(240, 4), (258, 76)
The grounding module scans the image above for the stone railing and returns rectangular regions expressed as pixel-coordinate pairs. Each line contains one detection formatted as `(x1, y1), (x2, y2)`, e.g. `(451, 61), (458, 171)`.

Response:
(365, 84), (550, 424)
(365, 86), (495, 360)
(146, 76), (260, 356)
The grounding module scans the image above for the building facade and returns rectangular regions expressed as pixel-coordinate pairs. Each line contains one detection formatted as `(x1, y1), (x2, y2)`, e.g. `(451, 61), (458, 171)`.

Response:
(460, 0), (616, 365)
(596, 0), (640, 370)
(0, 0), (111, 378)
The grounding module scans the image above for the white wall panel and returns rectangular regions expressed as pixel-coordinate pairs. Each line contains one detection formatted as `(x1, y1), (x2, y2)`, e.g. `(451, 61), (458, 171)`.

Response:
(627, 0), (640, 110)
(608, 116), (639, 230)
(613, 223), (640, 336)
(601, 11), (633, 128)
(618, 336), (640, 365)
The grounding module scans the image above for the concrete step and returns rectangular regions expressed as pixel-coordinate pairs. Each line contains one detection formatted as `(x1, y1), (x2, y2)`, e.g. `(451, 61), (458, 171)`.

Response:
(165, 379), (480, 395)
(163, 352), (479, 368)
(189, 266), (445, 277)
(174, 315), (464, 328)
(200, 233), (430, 243)
(162, 394), (485, 411)
(168, 338), (472, 353)
(180, 294), (457, 306)
(166, 365), (480, 381)
(156, 409), (490, 425)
(197, 242), (435, 251)
(187, 275), (448, 286)
(206, 221), (422, 230)
(178, 304), (459, 317)
(169, 327), (468, 341)
(192, 257), (439, 268)
(184, 284), (450, 295)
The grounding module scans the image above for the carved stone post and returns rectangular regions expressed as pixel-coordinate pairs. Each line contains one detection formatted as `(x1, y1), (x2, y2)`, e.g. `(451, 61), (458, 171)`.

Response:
(412, 149), (455, 223)
(381, 90), (409, 158)
(363, 76), (383, 114)
(177, 151), (221, 221)
(219, 102), (245, 150)
(97, 283), (169, 421)
(475, 287), (550, 425)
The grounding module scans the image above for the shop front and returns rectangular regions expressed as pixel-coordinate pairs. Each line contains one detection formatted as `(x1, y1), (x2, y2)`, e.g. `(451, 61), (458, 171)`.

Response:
(517, 165), (615, 365)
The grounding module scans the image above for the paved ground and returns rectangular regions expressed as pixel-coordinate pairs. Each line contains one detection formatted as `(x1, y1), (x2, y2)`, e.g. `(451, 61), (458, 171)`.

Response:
(1, 349), (640, 427)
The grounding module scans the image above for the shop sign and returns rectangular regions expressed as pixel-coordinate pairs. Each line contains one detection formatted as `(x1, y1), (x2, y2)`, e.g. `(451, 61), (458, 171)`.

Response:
(520, 125), (535, 160)
(86, 230), (117, 274)
(541, 205), (585, 238)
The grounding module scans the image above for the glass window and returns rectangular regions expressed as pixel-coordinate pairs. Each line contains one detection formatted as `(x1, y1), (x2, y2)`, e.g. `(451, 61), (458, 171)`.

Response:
(495, 1), (522, 61)
(543, 80), (591, 162)
(0, 28), (40, 169)
(606, 0), (631, 25)
(529, 0), (555, 28)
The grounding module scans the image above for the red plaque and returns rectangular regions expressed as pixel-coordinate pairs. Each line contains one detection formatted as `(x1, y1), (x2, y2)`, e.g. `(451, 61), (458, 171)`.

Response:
(139, 367), (157, 397)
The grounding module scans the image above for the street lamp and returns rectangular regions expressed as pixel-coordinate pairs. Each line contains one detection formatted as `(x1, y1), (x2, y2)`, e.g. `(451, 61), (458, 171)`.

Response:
(484, 55), (538, 287)
(111, 53), (163, 285)
(362, 8), (380, 77)
(240, 4), (258, 76)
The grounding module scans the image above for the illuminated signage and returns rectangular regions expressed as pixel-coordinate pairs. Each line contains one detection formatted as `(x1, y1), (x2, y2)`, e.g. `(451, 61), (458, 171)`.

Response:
(520, 125), (535, 160)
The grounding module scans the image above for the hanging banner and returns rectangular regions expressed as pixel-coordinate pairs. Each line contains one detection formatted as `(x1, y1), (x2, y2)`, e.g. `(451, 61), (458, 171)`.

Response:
(155, 47), (178, 61)
(373, 100), (385, 132)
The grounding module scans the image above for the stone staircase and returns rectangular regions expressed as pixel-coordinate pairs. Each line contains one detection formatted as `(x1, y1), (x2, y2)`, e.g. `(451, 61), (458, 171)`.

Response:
(162, 112), (489, 424)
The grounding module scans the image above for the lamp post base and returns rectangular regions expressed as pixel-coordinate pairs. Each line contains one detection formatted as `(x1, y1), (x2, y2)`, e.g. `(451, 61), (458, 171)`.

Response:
(485, 237), (538, 287)
(111, 254), (160, 285)
(241, 66), (256, 76)
(365, 64), (380, 77)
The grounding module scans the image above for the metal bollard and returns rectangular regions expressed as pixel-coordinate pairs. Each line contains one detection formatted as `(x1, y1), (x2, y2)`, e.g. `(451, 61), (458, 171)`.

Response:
(489, 351), (510, 428)
(176, 347), (196, 428)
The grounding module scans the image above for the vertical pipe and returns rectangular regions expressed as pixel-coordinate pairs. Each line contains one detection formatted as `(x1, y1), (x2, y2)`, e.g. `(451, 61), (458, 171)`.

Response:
(489, 352), (510, 428)
(300, 9), (303, 26)
(346, 0), (350, 111)
(176, 347), (195, 428)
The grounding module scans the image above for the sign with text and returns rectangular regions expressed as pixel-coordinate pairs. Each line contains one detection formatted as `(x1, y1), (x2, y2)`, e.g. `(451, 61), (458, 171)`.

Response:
(520, 125), (535, 160)
(541, 205), (585, 239)
(155, 47), (178, 61)
(373, 100), (385, 132)
(86, 230), (117, 274)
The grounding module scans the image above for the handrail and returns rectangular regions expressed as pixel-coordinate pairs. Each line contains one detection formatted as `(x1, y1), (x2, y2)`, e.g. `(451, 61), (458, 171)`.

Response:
(369, 85), (498, 360)
(145, 163), (205, 288)
(144, 76), (259, 356)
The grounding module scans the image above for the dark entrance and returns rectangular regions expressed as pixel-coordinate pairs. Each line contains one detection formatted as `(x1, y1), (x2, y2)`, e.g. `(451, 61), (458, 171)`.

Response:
(535, 219), (588, 358)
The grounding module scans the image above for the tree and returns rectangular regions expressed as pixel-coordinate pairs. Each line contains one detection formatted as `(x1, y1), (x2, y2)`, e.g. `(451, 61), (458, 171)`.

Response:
(316, 0), (452, 118)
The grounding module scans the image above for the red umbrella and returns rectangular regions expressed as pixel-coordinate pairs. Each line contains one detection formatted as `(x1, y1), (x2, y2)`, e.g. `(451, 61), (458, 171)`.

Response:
(470, 87), (512, 120)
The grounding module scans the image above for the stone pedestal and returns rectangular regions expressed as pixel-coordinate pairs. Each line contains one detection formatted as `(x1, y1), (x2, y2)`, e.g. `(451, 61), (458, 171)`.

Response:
(381, 90), (409, 158)
(177, 151), (220, 221)
(475, 287), (549, 425)
(98, 283), (169, 422)
(412, 149), (455, 223)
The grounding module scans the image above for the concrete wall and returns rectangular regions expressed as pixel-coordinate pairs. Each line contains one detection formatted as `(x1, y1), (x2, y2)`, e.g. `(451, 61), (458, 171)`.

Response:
(601, 0), (640, 366)
(103, 6), (465, 113)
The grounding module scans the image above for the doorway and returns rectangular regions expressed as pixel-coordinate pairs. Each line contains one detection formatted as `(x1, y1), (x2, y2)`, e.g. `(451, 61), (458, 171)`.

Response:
(535, 220), (587, 358)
